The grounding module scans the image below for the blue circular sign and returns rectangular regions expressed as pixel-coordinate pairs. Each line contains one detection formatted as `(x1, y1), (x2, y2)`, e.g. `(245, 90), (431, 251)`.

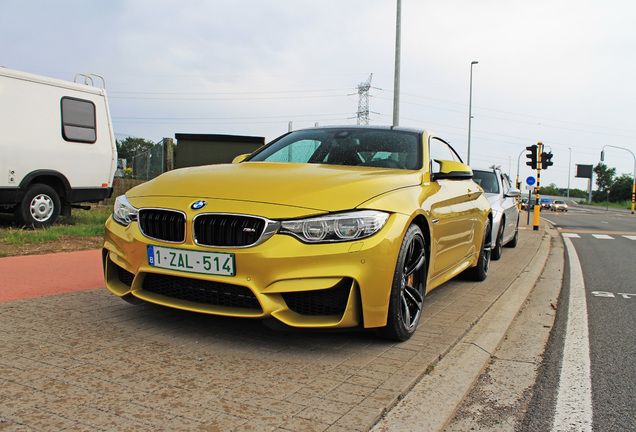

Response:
(526, 176), (536, 186)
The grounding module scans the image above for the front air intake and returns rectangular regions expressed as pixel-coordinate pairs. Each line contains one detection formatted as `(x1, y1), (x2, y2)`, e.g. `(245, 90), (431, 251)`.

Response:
(281, 279), (352, 316)
(142, 273), (262, 311)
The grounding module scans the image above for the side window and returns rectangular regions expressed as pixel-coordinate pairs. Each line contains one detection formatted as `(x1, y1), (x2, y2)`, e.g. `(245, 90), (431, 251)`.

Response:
(61, 97), (96, 143)
(429, 137), (462, 173)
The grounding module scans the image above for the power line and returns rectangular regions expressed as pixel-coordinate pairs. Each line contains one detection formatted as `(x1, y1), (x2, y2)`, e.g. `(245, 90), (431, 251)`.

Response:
(109, 88), (351, 96)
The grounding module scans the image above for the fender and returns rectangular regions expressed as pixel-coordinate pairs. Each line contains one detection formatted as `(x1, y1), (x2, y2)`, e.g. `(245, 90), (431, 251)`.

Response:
(16, 170), (72, 203)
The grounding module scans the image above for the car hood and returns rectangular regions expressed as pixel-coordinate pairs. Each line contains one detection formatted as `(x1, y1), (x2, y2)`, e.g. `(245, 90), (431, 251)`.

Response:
(127, 162), (423, 213)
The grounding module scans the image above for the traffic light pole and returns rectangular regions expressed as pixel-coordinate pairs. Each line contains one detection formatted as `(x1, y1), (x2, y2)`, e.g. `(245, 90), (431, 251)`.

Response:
(533, 142), (543, 231)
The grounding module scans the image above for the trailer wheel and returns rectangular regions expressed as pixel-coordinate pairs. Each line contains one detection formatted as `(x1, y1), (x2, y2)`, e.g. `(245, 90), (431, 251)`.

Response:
(15, 184), (61, 228)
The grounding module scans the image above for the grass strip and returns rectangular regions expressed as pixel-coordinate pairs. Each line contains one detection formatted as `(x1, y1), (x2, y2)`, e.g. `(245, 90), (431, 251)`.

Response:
(0, 207), (111, 246)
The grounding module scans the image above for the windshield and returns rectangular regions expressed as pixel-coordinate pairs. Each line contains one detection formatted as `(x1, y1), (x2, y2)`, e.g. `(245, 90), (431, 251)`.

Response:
(247, 128), (422, 170)
(472, 170), (500, 194)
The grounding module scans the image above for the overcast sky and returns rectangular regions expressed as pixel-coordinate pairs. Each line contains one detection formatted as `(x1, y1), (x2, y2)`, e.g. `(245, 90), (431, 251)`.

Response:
(3, 0), (636, 191)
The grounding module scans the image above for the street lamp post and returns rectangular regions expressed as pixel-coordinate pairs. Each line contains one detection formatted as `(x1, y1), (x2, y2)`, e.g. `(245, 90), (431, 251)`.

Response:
(567, 147), (571, 198)
(601, 144), (636, 214)
(516, 148), (525, 189)
(467, 61), (478, 165)
(516, 148), (526, 211)
(392, 0), (402, 127)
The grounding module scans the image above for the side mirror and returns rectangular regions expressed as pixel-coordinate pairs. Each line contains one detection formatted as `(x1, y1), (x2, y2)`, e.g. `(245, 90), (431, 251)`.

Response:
(232, 154), (249, 164)
(431, 160), (473, 181)
(505, 188), (520, 198)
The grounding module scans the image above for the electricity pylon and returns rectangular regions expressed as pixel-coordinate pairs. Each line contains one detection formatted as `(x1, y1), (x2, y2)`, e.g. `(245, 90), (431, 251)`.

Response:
(356, 74), (373, 125)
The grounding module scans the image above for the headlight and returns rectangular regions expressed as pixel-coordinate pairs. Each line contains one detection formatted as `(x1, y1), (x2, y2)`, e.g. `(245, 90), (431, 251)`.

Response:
(113, 195), (138, 226)
(280, 210), (389, 243)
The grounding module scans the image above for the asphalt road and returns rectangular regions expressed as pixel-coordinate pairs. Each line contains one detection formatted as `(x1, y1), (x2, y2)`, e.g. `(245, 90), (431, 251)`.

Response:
(536, 204), (636, 431)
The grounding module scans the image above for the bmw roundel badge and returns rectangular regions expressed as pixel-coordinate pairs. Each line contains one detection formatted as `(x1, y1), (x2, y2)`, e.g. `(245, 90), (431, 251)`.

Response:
(191, 200), (207, 210)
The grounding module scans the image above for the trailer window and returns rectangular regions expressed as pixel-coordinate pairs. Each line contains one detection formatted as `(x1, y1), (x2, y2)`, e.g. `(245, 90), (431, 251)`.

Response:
(61, 97), (96, 143)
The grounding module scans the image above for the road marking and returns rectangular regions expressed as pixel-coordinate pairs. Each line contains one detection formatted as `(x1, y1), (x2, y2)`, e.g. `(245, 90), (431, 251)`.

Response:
(592, 234), (613, 239)
(562, 233), (580, 238)
(592, 291), (615, 298)
(623, 235), (636, 241)
(592, 291), (636, 299)
(552, 238), (593, 432)
(557, 229), (636, 235)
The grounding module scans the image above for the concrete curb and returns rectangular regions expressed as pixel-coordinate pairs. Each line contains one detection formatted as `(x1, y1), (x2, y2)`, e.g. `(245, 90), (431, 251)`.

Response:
(372, 222), (555, 431)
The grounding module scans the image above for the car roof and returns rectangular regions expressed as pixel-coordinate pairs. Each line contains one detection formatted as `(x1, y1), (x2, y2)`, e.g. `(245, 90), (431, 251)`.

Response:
(295, 125), (428, 135)
(471, 167), (499, 173)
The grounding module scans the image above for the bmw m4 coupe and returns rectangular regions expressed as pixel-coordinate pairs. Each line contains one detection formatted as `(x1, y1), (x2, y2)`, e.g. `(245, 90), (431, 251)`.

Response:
(103, 126), (492, 341)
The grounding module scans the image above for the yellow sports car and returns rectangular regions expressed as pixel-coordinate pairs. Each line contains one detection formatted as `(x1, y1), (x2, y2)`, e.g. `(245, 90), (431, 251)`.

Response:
(103, 126), (491, 341)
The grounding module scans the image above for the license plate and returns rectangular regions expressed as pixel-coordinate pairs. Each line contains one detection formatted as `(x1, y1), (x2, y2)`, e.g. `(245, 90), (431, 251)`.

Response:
(147, 245), (235, 277)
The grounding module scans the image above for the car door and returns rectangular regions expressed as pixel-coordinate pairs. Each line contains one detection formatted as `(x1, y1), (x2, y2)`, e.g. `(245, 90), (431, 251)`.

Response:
(427, 137), (483, 278)
(499, 172), (519, 241)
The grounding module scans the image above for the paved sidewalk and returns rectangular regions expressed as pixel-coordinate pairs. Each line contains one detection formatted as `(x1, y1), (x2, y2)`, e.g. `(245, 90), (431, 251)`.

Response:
(373, 220), (556, 431)
(0, 222), (548, 431)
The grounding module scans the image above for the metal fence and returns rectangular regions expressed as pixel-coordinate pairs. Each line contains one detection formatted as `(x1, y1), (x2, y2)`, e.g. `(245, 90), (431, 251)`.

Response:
(114, 134), (174, 181)
(133, 141), (165, 181)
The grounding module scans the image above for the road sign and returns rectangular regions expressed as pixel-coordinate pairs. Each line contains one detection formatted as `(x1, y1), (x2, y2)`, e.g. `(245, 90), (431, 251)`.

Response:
(526, 176), (536, 186)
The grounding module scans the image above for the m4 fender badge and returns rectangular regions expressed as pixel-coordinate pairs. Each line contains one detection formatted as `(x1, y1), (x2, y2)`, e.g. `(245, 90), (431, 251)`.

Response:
(191, 200), (207, 210)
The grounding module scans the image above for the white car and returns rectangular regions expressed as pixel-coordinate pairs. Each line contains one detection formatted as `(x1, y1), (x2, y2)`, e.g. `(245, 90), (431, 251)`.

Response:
(472, 168), (520, 260)
(551, 200), (569, 211)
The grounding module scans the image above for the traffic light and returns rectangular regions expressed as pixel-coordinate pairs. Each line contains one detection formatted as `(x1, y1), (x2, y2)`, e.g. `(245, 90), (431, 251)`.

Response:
(526, 145), (538, 169)
(541, 152), (553, 169)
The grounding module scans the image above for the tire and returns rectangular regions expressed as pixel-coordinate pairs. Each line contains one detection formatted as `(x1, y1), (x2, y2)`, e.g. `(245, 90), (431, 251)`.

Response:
(505, 219), (519, 248)
(380, 225), (427, 342)
(15, 184), (61, 228)
(466, 218), (491, 281)
(491, 223), (504, 260)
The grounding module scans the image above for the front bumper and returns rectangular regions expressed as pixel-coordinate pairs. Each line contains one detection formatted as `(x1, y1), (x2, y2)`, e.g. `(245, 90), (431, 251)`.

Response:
(103, 212), (409, 329)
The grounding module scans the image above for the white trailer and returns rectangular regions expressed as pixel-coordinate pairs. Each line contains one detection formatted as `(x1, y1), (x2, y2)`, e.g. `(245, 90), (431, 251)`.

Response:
(0, 67), (117, 227)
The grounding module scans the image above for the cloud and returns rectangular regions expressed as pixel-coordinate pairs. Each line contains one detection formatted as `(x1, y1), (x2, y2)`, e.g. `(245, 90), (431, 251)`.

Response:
(2, 0), (636, 189)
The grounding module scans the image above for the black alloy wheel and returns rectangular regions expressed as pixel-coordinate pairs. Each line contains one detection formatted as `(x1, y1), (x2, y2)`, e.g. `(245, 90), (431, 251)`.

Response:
(492, 223), (504, 260)
(380, 225), (427, 341)
(467, 218), (491, 281)
(505, 219), (519, 248)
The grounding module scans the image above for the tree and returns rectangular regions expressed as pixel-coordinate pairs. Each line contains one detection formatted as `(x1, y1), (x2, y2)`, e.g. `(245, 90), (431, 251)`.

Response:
(593, 162), (616, 192)
(567, 188), (588, 199)
(610, 174), (634, 202)
(116, 137), (155, 167)
(539, 183), (562, 196)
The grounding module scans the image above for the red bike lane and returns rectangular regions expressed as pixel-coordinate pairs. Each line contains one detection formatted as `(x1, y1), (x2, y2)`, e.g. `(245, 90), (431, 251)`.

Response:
(0, 249), (104, 302)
